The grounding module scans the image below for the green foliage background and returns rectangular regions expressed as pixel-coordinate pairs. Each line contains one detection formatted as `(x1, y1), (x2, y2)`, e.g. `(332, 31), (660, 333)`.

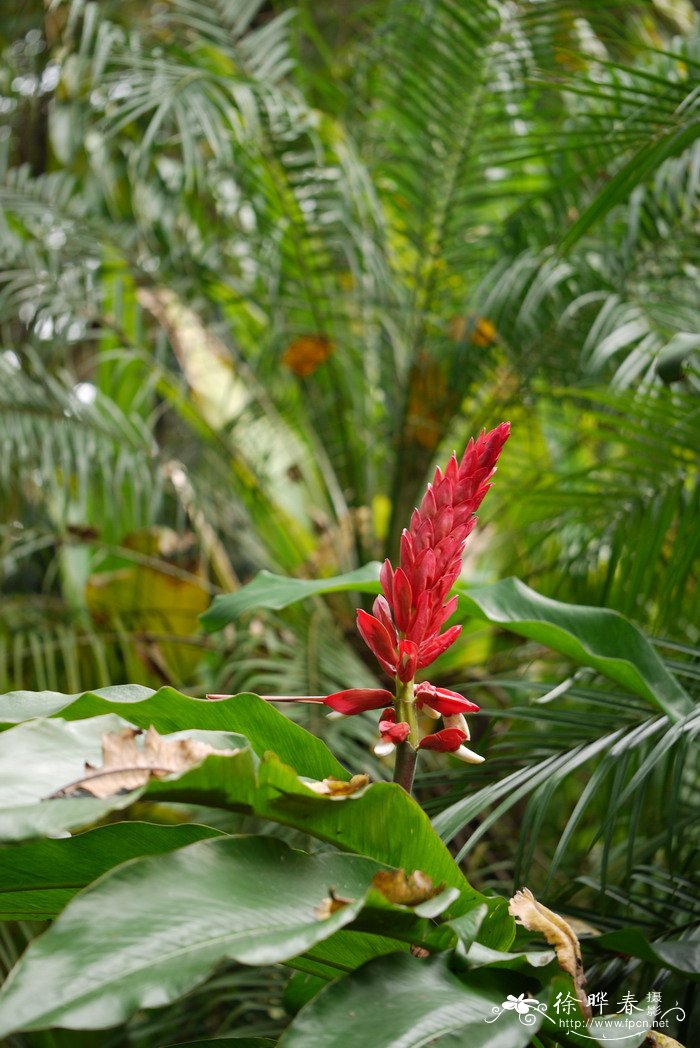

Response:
(0, 0), (698, 1044)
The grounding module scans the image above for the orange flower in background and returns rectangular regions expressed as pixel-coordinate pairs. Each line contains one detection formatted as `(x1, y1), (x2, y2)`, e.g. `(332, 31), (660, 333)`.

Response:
(448, 315), (498, 347)
(282, 335), (334, 377)
(471, 317), (497, 347)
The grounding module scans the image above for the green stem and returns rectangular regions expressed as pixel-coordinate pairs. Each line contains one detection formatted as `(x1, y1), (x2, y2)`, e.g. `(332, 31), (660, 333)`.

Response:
(393, 677), (419, 794)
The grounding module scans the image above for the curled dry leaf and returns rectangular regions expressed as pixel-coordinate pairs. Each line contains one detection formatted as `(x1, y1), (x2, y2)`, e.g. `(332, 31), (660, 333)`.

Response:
(509, 887), (590, 1019)
(644, 1033), (686, 1048)
(305, 774), (370, 796)
(410, 945), (431, 958)
(52, 726), (236, 799)
(314, 888), (355, 920)
(372, 869), (443, 907)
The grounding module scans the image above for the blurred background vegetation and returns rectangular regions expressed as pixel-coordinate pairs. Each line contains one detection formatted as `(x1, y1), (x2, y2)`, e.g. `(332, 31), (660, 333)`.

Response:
(0, 0), (698, 1041)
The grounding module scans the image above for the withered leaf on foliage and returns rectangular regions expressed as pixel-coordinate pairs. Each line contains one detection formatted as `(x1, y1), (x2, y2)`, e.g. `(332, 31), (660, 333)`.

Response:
(51, 726), (236, 799)
(306, 774), (370, 796)
(509, 887), (590, 1019)
(372, 869), (443, 907)
(644, 1032), (687, 1048)
(314, 888), (355, 920)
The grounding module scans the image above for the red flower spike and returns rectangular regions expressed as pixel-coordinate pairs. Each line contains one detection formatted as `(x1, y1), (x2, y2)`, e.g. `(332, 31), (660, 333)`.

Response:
(324, 688), (394, 715)
(400, 530), (415, 571)
(397, 639), (419, 683)
(379, 559), (395, 605)
(428, 594), (459, 634)
(355, 423), (509, 680)
(419, 728), (467, 752)
(412, 548), (435, 593)
(445, 453), (459, 483)
(372, 595), (398, 640)
(392, 568), (413, 632)
(415, 682), (479, 715)
(406, 591), (432, 644)
(356, 610), (398, 676)
(416, 624), (462, 667)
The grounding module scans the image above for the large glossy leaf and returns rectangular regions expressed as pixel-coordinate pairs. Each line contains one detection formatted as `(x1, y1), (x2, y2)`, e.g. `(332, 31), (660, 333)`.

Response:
(199, 563), (382, 631)
(279, 952), (542, 1048)
(0, 706), (512, 949)
(0, 685), (155, 726)
(0, 689), (349, 782)
(0, 715), (252, 842)
(458, 578), (692, 720)
(254, 755), (513, 948)
(0, 823), (222, 920)
(198, 569), (691, 718)
(0, 835), (455, 1036)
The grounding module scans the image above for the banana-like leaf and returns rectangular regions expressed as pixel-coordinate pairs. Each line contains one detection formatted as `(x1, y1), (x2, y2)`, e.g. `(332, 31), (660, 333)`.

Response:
(200, 563), (382, 630)
(0, 701), (511, 946)
(0, 689), (348, 781)
(0, 715), (251, 842)
(0, 823), (222, 920)
(0, 835), (459, 1035)
(279, 952), (543, 1048)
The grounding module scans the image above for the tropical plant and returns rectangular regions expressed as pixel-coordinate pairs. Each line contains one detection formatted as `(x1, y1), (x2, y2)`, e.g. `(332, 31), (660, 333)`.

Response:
(1, 0), (698, 1043)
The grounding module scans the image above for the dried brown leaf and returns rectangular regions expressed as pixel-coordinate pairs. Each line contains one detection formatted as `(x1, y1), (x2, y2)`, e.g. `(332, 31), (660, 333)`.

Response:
(53, 726), (235, 799)
(644, 1033), (686, 1048)
(306, 774), (370, 796)
(314, 888), (354, 920)
(509, 887), (590, 1019)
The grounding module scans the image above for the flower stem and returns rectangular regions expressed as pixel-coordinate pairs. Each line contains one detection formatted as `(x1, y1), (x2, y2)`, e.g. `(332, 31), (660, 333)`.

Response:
(393, 741), (417, 793)
(393, 677), (419, 794)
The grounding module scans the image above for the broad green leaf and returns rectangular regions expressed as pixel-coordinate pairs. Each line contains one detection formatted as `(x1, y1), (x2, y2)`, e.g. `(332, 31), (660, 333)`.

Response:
(250, 755), (512, 948)
(197, 569), (690, 718)
(0, 823), (222, 920)
(0, 711), (510, 948)
(593, 928), (700, 981)
(0, 835), (452, 1036)
(0, 685), (155, 727)
(0, 715), (254, 842)
(199, 563), (382, 631)
(295, 928), (413, 982)
(0, 688), (349, 782)
(458, 578), (692, 720)
(279, 953), (542, 1048)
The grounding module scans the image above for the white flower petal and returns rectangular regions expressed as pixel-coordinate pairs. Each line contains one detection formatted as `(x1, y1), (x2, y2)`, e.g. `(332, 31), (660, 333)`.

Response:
(454, 744), (485, 764)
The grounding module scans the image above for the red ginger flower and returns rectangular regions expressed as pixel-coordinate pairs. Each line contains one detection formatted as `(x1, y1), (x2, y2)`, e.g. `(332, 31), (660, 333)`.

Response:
(357, 423), (510, 679)
(325, 423), (510, 762)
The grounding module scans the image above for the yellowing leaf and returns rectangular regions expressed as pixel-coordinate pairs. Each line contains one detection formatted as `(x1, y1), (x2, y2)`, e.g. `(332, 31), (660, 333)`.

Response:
(644, 1032), (687, 1048)
(306, 774), (370, 797)
(509, 887), (589, 1017)
(372, 869), (443, 906)
(52, 726), (236, 799)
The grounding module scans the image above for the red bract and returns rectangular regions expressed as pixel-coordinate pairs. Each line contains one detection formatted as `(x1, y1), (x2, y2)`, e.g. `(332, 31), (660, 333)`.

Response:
(324, 688), (394, 715)
(419, 728), (467, 752)
(415, 682), (479, 716)
(378, 708), (410, 744)
(357, 422), (510, 675)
